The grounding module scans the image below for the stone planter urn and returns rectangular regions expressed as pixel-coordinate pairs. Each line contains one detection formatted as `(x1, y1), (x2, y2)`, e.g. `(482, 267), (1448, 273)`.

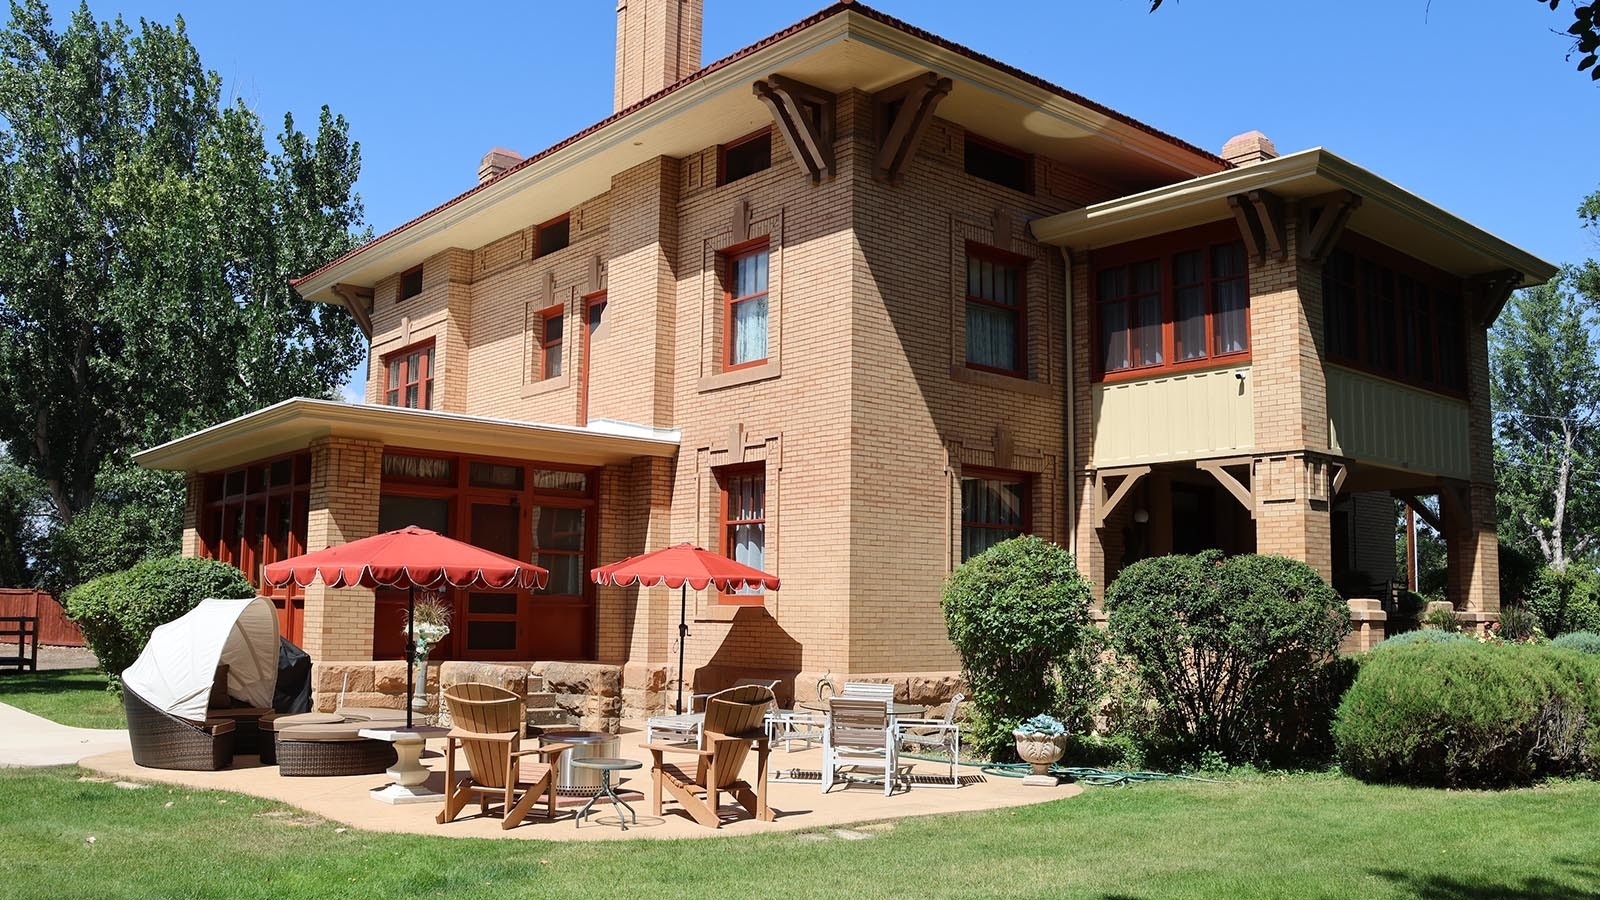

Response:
(1013, 731), (1068, 778)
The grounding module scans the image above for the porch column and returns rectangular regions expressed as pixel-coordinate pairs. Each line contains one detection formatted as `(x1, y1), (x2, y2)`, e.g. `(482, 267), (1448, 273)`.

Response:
(1252, 452), (1335, 582)
(299, 437), (383, 661)
(1445, 324), (1501, 624)
(180, 471), (204, 558)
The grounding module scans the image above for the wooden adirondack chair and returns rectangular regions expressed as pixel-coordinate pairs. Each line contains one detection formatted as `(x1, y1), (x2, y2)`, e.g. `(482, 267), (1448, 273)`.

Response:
(436, 683), (573, 830)
(645, 684), (776, 828)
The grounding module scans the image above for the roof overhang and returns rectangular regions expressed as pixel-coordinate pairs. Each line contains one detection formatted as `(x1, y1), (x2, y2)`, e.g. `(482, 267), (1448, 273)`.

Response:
(132, 398), (680, 473)
(1030, 148), (1557, 288)
(294, 4), (1223, 308)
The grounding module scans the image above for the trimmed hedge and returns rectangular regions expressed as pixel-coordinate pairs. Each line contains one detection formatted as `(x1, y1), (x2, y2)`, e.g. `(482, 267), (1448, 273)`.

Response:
(65, 555), (254, 689)
(1372, 629), (1473, 650)
(1334, 642), (1600, 787)
(1104, 552), (1350, 766)
(1552, 631), (1600, 654)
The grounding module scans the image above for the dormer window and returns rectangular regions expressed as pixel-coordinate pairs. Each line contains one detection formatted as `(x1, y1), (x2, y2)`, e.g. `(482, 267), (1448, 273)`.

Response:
(398, 265), (423, 302)
(719, 129), (772, 185)
(964, 134), (1032, 194)
(537, 215), (570, 257)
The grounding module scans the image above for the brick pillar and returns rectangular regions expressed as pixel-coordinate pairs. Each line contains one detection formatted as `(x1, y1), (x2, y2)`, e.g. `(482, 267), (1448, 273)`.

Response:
(180, 471), (204, 558)
(597, 156), (679, 429)
(437, 248), (473, 414)
(299, 437), (382, 662)
(1447, 324), (1500, 622)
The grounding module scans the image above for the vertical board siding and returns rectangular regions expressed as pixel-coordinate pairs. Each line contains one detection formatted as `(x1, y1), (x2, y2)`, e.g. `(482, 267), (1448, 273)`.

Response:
(1091, 365), (1254, 465)
(1326, 366), (1470, 479)
(0, 589), (85, 646)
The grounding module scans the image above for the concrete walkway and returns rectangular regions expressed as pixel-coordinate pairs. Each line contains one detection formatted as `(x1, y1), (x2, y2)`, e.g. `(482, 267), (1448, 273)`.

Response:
(0, 701), (128, 767)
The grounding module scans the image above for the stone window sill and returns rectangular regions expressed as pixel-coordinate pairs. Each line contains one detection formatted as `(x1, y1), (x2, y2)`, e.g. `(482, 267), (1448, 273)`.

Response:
(949, 364), (1053, 397)
(697, 359), (781, 393)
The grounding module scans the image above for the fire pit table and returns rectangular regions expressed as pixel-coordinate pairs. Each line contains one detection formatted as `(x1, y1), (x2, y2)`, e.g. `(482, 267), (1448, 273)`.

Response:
(540, 730), (620, 797)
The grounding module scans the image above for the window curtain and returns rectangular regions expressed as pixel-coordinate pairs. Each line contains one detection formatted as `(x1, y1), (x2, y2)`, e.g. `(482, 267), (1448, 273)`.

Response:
(1174, 250), (1206, 360)
(727, 474), (765, 592)
(966, 302), (1017, 371)
(960, 476), (1024, 561)
(731, 296), (768, 364)
(1211, 244), (1248, 356)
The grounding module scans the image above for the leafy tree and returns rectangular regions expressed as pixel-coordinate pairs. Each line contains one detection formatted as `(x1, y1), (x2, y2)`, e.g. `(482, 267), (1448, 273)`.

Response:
(0, 454), (44, 585)
(38, 461), (181, 596)
(0, 1), (366, 539)
(1490, 265), (1600, 570)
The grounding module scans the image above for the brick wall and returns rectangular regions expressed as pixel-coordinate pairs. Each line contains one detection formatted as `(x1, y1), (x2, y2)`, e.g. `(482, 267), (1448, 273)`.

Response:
(298, 436), (382, 661)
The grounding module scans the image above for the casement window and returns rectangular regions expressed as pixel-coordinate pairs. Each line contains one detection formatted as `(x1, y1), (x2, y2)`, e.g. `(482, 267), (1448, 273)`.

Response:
(724, 243), (770, 369)
(718, 466), (766, 604)
(960, 470), (1030, 561)
(398, 265), (423, 302)
(383, 340), (434, 409)
(536, 215), (570, 257)
(965, 244), (1028, 376)
(719, 129), (772, 185)
(964, 134), (1032, 194)
(1323, 245), (1466, 394)
(1094, 236), (1250, 380)
(538, 307), (564, 380)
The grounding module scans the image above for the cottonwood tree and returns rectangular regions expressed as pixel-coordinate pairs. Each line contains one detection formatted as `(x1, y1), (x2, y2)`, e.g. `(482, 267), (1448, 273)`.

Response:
(0, 2), (367, 585)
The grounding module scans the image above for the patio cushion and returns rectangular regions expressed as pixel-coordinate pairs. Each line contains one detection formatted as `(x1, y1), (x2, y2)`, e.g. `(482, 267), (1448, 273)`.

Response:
(276, 723), (370, 743)
(263, 712), (342, 733)
(335, 707), (408, 723)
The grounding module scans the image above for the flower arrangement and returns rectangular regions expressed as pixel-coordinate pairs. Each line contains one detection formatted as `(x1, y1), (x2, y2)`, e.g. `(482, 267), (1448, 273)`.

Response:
(1016, 714), (1066, 737)
(404, 597), (452, 652)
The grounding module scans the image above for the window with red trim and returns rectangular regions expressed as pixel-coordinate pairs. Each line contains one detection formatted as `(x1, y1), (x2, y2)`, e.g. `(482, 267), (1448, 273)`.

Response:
(383, 340), (434, 409)
(398, 265), (423, 302)
(536, 215), (570, 257)
(719, 129), (772, 185)
(964, 134), (1032, 194)
(960, 469), (1030, 561)
(717, 466), (766, 605)
(1323, 244), (1465, 394)
(723, 243), (770, 370)
(538, 307), (564, 379)
(1093, 237), (1250, 379)
(965, 245), (1028, 376)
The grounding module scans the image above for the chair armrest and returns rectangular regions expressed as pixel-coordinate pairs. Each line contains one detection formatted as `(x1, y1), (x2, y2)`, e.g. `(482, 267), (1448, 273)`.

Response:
(511, 741), (574, 759)
(445, 727), (519, 743)
(640, 741), (714, 757)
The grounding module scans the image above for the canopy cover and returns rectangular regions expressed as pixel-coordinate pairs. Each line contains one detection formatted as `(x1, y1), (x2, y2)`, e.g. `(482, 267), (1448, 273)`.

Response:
(590, 543), (781, 592)
(122, 597), (280, 722)
(260, 525), (548, 591)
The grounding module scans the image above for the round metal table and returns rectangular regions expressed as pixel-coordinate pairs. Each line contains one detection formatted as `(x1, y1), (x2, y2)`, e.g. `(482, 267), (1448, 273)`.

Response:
(799, 699), (924, 717)
(571, 757), (642, 830)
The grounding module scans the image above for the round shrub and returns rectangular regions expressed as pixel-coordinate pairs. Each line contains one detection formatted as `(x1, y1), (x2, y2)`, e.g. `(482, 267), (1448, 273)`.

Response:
(1373, 629), (1472, 650)
(1524, 564), (1600, 638)
(1334, 642), (1600, 787)
(65, 555), (254, 689)
(941, 535), (1092, 760)
(1104, 551), (1349, 765)
(1551, 631), (1600, 654)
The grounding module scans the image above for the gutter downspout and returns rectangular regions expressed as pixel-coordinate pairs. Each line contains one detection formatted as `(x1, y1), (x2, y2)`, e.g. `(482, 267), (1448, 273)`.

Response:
(1059, 245), (1076, 559)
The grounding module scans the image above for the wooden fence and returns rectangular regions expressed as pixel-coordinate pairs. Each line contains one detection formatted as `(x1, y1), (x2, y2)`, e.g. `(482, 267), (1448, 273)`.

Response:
(0, 589), (85, 646)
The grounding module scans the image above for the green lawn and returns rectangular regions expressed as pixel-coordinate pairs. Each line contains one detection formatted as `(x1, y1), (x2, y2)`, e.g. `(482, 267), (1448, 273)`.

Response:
(0, 668), (123, 729)
(2, 767), (1596, 899)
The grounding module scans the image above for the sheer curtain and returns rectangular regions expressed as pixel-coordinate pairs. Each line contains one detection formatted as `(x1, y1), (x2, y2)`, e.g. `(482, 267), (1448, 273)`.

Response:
(966, 303), (1016, 370)
(731, 296), (768, 364)
(1211, 243), (1248, 355)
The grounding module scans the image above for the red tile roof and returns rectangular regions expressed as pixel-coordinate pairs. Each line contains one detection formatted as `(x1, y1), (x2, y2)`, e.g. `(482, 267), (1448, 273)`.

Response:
(294, 0), (1225, 290)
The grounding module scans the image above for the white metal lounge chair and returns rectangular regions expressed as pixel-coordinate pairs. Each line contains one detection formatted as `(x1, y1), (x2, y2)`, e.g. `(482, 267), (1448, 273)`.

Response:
(895, 692), (964, 788)
(821, 698), (899, 796)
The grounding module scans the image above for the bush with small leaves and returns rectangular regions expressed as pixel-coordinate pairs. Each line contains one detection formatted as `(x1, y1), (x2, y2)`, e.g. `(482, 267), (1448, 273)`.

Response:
(1373, 629), (1473, 651)
(1551, 631), (1600, 654)
(1524, 564), (1600, 638)
(65, 555), (255, 691)
(941, 536), (1092, 760)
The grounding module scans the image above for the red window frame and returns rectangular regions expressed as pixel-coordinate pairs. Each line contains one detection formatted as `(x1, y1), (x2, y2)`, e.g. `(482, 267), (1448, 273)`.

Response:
(535, 214), (570, 258)
(397, 264), (423, 302)
(722, 239), (770, 372)
(538, 305), (564, 380)
(963, 133), (1034, 194)
(382, 339), (434, 409)
(964, 242), (1030, 378)
(1322, 234), (1467, 397)
(198, 452), (311, 643)
(959, 467), (1031, 562)
(717, 464), (767, 606)
(1090, 223), (1252, 383)
(718, 128), (773, 186)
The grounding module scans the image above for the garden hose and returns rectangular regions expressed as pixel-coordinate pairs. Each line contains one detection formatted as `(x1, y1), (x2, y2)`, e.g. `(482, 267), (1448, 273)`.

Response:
(896, 750), (1222, 786)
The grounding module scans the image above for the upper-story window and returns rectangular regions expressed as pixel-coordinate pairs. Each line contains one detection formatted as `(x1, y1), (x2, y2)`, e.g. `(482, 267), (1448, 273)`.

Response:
(964, 134), (1032, 194)
(965, 244), (1028, 377)
(384, 340), (434, 409)
(1093, 235), (1250, 380)
(1323, 244), (1466, 394)
(538, 307), (564, 380)
(724, 243), (770, 370)
(536, 215), (570, 257)
(397, 265), (423, 302)
(719, 129), (772, 185)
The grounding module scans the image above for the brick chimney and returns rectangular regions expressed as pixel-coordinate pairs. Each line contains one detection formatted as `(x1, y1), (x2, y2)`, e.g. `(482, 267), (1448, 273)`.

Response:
(1220, 131), (1278, 166)
(478, 148), (523, 184)
(614, 0), (702, 112)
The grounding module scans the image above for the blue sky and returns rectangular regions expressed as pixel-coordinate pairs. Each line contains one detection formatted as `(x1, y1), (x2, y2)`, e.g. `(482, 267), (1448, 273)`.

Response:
(45, 0), (1600, 398)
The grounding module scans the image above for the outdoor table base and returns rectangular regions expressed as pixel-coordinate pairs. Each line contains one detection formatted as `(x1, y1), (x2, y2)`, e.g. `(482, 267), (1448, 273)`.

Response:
(572, 757), (643, 830)
(358, 726), (449, 804)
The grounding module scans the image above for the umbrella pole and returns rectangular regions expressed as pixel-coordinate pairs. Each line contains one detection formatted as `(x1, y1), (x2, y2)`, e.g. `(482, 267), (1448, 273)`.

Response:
(406, 585), (415, 729)
(676, 584), (688, 715)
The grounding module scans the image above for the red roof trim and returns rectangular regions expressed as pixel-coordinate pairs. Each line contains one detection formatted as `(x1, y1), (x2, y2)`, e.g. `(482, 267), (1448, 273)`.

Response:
(294, 0), (1226, 291)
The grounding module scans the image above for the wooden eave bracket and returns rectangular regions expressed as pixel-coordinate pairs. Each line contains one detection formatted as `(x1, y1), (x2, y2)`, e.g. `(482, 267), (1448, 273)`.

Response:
(1469, 269), (1522, 328)
(1196, 457), (1255, 518)
(1228, 190), (1286, 263)
(872, 71), (952, 183)
(1395, 492), (1443, 533)
(330, 283), (374, 337)
(753, 75), (836, 184)
(1095, 465), (1150, 528)
(1295, 190), (1363, 264)
(1331, 461), (1350, 497)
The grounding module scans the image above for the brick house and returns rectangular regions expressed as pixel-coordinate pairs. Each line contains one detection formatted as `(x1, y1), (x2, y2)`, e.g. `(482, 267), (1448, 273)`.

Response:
(136, 1), (1554, 712)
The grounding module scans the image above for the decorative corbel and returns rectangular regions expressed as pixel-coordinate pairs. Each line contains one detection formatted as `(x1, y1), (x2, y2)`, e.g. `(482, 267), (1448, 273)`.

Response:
(1296, 190), (1362, 264)
(873, 71), (952, 183)
(1469, 269), (1522, 329)
(1228, 190), (1286, 263)
(1196, 457), (1256, 517)
(1095, 466), (1150, 528)
(1395, 492), (1443, 534)
(752, 75), (836, 183)
(329, 283), (374, 338)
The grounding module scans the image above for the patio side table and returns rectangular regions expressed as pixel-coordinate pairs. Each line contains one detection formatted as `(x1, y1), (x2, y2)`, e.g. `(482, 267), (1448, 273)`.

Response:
(571, 757), (642, 830)
(358, 725), (449, 804)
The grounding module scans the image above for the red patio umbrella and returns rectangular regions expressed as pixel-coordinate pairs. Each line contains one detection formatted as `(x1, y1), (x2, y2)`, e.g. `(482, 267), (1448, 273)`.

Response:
(263, 525), (548, 728)
(591, 543), (779, 714)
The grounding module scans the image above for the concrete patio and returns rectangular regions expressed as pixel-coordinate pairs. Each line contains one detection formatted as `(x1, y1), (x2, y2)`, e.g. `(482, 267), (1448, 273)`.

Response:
(80, 724), (1080, 841)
